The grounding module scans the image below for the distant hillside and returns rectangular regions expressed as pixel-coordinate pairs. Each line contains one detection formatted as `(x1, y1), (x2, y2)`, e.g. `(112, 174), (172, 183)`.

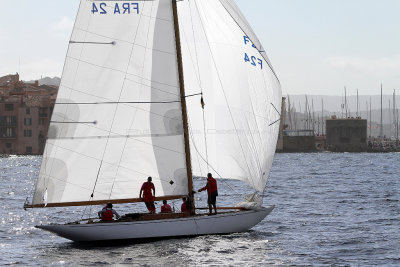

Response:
(25, 77), (60, 87)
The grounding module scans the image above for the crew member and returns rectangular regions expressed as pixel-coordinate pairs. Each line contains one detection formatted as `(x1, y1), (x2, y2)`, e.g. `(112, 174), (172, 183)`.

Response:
(98, 202), (120, 221)
(140, 176), (156, 213)
(198, 173), (218, 215)
(160, 200), (172, 213)
(181, 197), (187, 213)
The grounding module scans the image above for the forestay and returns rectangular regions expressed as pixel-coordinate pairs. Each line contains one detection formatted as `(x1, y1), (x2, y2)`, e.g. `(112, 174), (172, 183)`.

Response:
(33, 0), (188, 205)
(178, 0), (282, 192)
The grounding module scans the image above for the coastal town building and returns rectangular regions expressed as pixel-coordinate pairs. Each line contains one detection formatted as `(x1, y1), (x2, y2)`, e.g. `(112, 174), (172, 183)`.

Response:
(326, 117), (367, 152)
(280, 130), (316, 152)
(0, 73), (57, 155)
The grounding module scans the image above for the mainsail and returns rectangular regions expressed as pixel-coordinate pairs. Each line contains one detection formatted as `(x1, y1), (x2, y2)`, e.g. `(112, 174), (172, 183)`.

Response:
(33, 0), (188, 206)
(31, 0), (281, 206)
(178, 0), (282, 192)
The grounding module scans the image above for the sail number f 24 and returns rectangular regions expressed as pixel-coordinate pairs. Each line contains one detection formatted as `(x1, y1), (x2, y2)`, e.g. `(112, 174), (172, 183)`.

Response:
(91, 2), (139, 15)
(243, 36), (263, 69)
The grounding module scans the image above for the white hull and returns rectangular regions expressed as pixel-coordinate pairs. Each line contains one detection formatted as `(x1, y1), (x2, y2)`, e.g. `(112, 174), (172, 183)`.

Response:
(37, 206), (274, 242)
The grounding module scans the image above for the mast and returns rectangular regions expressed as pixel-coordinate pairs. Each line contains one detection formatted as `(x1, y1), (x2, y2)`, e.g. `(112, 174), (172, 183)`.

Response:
(389, 99), (391, 137)
(304, 95), (308, 130)
(172, 0), (195, 213)
(345, 86), (348, 118)
(380, 84), (383, 138)
(341, 92), (344, 118)
(393, 89), (399, 142)
(366, 100), (368, 139)
(396, 109), (399, 145)
(356, 89), (359, 117)
(321, 98), (324, 135)
(394, 90), (396, 134)
(370, 96), (372, 138)
(312, 99), (315, 134)
(287, 94), (292, 129)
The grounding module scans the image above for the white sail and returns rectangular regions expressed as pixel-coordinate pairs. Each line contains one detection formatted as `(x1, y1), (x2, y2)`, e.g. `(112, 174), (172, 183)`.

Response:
(33, 0), (188, 205)
(178, 0), (282, 192)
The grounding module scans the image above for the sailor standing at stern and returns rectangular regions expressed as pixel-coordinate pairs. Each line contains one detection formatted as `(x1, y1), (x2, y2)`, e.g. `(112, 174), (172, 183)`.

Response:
(140, 176), (156, 213)
(198, 173), (218, 215)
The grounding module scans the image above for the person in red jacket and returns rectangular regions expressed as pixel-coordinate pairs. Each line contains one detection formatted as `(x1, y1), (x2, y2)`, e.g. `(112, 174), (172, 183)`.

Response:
(160, 200), (172, 213)
(140, 176), (156, 213)
(181, 197), (187, 213)
(98, 202), (120, 221)
(198, 173), (218, 215)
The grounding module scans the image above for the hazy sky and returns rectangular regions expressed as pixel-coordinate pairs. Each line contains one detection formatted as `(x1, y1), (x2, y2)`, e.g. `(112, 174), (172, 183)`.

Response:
(1, 0), (399, 96)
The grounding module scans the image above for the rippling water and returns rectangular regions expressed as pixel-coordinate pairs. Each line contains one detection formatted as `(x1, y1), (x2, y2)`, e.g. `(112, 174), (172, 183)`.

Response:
(1, 153), (399, 266)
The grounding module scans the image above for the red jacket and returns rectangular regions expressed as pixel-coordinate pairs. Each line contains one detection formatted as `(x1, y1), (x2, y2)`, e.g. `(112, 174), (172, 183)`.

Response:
(181, 201), (187, 212)
(141, 182), (155, 202)
(161, 204), (172, 213)
(102, 208), (113, 221)
(199, 177), (218, 196)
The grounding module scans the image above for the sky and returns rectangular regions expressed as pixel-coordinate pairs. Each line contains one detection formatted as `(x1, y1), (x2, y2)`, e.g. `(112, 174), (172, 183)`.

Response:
(1, 0), (399, 96)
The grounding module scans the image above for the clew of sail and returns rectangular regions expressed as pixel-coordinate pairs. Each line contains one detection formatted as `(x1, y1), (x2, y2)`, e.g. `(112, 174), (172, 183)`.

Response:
(32, 0), (188, 206)
(178, 0), (282, 193)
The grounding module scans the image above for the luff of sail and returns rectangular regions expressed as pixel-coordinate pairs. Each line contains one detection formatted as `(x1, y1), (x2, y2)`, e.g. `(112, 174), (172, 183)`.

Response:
(178, 0), (282, 192)
(32, 0), (189, 206)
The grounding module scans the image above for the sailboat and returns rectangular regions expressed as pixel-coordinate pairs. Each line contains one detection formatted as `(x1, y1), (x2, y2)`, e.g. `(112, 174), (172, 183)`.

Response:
(24, 0), (282, 242)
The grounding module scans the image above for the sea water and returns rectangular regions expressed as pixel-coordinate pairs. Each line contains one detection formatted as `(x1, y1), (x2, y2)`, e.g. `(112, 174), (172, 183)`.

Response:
(0, 153), (399, 266)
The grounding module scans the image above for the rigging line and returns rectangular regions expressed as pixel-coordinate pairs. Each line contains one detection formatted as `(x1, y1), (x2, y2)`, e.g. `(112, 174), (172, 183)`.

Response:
(38, 157), (183, 196)
(180, 2), (209, 168)
(48, 133), (184, 140)
(73, 0), (103, 219)
(269, 102), (281, 126)
(62, 70), (179, 98)
(81, 160), (103, 220)
(269, 118), (280, 127)
(89, 62), (135, 201)
(193, 0), (254, 185)
(184, 0), (206, 175)
(42, 0), (85, 203)
(48, 119), (186, 154)
(243, 108), (263, 189)
(247, 73), (268, 182)
(187, 1), (209, 168)
(123, 76), (180, 97)
(50, 121), (97, 124)
(202, 97), (209, 171)
(56, 100), (180, 105)
(257, 48), (280, 131)
(55, 89), (183, 123)
(188, 0), (202, 86)
(187, 118), (204, 177)
(271, 102), (281, 116)
(69, 41), (115, 45)
(187, 124), (240, 196)
(178, 4), (201, 87)
(54, 93), (202, 105)
(92, 0), (155, 2)
(65, 53), (178, 89)
(108, 0), (152, 199)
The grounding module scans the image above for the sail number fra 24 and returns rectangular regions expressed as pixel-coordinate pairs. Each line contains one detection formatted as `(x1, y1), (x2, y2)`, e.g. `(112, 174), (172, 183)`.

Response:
(243, 36), (263, 69)
(92, 2), (139, 14)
